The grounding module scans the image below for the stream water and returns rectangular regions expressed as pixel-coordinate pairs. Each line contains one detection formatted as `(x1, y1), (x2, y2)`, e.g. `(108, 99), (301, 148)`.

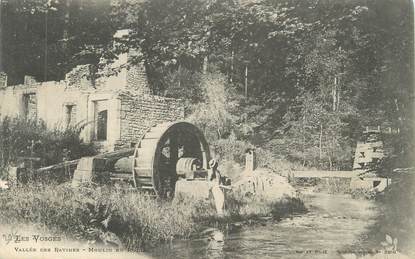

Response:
(150, 190), (380, 259)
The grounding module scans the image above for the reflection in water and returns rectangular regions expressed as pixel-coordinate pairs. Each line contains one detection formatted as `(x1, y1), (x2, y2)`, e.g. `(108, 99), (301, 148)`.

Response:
(150, 192), (379, 259)
(206, 234), (224, 259)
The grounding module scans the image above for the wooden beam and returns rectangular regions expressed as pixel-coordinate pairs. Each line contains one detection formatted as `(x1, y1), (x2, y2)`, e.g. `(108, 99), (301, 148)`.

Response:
(35, 148), (135, 174)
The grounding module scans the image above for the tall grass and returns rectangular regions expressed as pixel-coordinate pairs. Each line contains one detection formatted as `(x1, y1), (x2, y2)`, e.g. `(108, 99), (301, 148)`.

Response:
(0, 183), (306, 251)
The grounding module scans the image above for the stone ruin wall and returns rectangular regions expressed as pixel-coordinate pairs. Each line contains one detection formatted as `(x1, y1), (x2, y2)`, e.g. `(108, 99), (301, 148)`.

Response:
(65, 65), (94, 89)
(126, 64), (150, 95)
(64, 59), (149, 96)
(0, 72), (8, 87)
(126, 49), (151, 95)
(0, 45), (183, 152)
(116, 92), (185, 149)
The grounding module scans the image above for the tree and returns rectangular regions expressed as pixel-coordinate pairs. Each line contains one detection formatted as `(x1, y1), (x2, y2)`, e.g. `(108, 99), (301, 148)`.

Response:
(1, 0), (114, 84)
(187, 72), (241, 141)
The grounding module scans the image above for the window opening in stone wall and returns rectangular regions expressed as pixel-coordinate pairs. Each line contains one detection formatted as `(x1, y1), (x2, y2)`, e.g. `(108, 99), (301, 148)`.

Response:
(65, 105), (77, 127)
(0, 72), (7, 87)
(23, 93), (37, 119)
(93, 100), (109, 142)
(96, 110), (108, 141)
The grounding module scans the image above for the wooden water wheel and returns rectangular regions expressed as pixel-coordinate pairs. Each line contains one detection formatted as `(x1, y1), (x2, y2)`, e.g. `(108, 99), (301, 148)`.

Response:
(112, 121), (210, 198)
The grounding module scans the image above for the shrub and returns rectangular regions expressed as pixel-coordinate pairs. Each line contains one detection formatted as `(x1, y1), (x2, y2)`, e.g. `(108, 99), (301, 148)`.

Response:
(187, 72), (241, 142)
(211, 135), (309, 180)
(211, 135), (252, 164)
(0, 117), (96, 178)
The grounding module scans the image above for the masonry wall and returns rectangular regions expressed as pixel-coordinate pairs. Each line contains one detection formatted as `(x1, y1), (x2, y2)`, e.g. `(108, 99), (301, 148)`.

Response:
(0, 81), (92, 134)
(0, 81), (120, 151)
(126, 64), (150, 95)
(0, 47), (180, 153)
(126, 49), (150, 95)
(36, 82), (88, 129)
(116, 92), (185, 149)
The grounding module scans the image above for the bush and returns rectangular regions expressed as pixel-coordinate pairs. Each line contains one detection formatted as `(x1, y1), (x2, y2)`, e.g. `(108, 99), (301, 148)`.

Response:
(187, 72), (242, 142)
(211, 135), (308, 180)
(0, 117), (96, 178)
(211, 135), (252, 164)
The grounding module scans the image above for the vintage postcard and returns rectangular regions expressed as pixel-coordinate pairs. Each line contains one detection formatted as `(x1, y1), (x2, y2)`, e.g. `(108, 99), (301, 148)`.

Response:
(0, 0), (413, 258)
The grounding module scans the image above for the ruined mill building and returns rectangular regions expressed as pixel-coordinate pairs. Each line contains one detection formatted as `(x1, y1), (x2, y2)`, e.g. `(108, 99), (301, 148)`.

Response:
(0, 30), (185, 152)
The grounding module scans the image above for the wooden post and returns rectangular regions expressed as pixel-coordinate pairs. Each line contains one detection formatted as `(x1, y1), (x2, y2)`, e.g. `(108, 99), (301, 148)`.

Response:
(333, 76), (338, 111)
(203, 56), (208, 74)
(245, 64), (248, 98)
(319, 123), (323, 160)
(230, 50), (234, 83)
(62, 0), (71, 78)
(0, 0), (3, 72)
(336, 76), (340, 111)
(170, 134), (179, 167)
(44, 6), (48, 81)
(302, 115), (306, 166)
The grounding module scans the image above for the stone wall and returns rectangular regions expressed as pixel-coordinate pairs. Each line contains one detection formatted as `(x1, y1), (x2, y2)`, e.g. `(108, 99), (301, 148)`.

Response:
(65, 65), (94, 89)
(23, 93), (37, 119)
(0, 72), (8, 87)
(24, 75), (37, 85)
(116, 92), (185, 149)
(126, 49), (150, 95)
(126, 64), (150, 95)
(0, 81), (90, 127)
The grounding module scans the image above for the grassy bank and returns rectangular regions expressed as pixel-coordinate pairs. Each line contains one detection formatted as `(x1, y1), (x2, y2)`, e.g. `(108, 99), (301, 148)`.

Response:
(291, 177), (351, 193)
(0, 183), (306, 251)
(291, 177), (380, 199)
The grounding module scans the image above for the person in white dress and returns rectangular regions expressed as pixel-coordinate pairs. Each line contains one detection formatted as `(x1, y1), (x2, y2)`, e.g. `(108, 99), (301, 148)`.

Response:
(208, 159), (225, 216)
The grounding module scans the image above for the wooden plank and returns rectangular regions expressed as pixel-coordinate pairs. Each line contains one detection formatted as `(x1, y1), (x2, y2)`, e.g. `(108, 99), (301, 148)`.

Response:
(291, 170), (359, 178)
(35, 160), (79, 173)
(17, 156), (41, 161)
(95, 148), (135, 159)
(110, 173), (134, 179)
(139, 186), (154, 190)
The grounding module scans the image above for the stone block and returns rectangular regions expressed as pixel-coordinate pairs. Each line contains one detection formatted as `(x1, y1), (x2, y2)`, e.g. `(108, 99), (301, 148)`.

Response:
(72, 169), (94, 187)
(234, 168), (296, 200)
(174, 179), (211, 200)
(72, 169), (110, 187)
(7, 167), (18, 183)
(76, 157), (107, 171)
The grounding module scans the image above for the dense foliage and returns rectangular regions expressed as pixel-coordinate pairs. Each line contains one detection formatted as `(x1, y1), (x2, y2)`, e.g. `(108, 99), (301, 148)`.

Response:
(1, 0), (413, 169)
(0, 117), (96, 178)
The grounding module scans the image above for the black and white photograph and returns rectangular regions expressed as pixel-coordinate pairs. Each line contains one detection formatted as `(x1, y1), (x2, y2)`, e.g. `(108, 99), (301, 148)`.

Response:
(0, 0), (414, 258)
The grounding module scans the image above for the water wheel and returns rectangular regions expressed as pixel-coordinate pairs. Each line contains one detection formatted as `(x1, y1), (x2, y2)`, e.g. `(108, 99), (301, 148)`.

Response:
(112, 121), (210, 198)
